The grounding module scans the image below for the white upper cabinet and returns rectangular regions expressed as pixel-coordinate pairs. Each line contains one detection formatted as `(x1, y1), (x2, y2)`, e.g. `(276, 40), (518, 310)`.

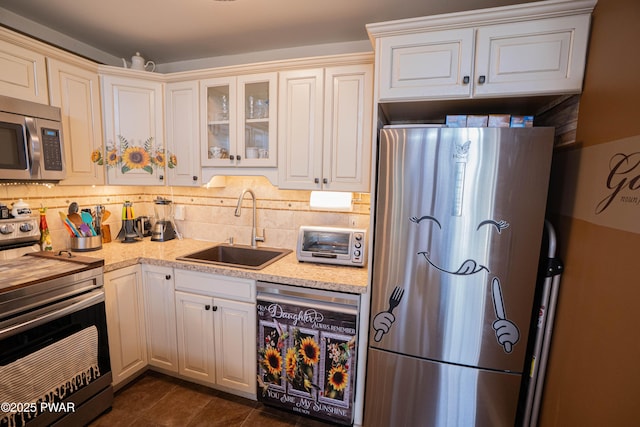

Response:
(368, 0), (596, 101)
(473, 15), (590, 97)
(166, 80), (201, 186)
(322, 65), (373, 192)
(278, 69), (324, 190)
(101, 74), (166, 185)
(200, 72), (277, 168)
(278, 64), (372, 192)
(0, 38), (48, 104)
(377, 28), (475, 100)
(48, 58), (104, 186)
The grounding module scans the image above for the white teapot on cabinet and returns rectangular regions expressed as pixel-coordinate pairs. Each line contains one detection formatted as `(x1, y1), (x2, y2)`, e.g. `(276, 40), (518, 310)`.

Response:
(122, 52), (156, 72)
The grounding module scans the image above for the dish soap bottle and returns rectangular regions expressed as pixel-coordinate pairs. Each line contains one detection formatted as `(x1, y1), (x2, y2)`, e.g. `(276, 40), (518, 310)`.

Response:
(39, 206), (53, 251)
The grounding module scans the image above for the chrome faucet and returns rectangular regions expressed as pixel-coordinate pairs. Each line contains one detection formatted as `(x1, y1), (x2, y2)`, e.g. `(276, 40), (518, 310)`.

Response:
(234, 188), (264, 248)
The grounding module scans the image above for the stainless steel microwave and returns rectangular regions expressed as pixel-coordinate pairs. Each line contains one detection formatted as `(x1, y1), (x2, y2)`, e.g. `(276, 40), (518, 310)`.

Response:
(0, 95), (65, 182)
(296, 226), (367, 267)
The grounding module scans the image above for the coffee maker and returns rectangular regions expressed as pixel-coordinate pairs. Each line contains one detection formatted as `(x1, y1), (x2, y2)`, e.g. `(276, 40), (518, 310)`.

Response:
(151, 197), (176, 242)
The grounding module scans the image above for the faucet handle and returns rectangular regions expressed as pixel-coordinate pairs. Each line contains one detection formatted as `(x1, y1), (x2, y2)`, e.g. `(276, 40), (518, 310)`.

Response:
(227, 236), (234, 245)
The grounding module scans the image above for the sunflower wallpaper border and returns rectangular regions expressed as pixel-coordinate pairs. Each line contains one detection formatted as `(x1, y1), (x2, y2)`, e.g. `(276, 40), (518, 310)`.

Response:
(256, 298), (358, 425)
(91, 135), (177, 174)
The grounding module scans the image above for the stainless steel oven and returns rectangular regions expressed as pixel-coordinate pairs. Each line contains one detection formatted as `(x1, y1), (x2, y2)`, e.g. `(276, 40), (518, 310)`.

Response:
(0, 252), (111, 427)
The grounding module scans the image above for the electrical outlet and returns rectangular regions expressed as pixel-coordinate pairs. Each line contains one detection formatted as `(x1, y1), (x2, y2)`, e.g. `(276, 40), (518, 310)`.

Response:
(174, 204), (186, 220)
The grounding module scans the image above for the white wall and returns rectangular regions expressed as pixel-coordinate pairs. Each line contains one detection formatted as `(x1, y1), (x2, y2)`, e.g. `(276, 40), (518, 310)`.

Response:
(0, 7), (372, 72)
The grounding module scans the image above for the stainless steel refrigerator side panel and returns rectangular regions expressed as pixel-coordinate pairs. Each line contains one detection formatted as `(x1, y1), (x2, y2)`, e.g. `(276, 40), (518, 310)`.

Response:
(363, 348), (521, 427)
(369, 127), (554, 373)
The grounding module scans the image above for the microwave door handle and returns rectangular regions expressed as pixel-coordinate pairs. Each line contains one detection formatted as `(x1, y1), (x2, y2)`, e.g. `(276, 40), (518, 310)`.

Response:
(24, 117), (40, 178)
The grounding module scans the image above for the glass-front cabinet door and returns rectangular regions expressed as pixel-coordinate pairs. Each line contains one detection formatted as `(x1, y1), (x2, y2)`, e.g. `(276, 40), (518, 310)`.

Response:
(237, 73), (277, 167)
(201, 77), (236, 167)
(201, 72), (277, 168)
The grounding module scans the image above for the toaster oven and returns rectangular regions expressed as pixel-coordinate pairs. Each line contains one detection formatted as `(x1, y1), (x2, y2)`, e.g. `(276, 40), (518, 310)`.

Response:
(296, 226), (367, 267)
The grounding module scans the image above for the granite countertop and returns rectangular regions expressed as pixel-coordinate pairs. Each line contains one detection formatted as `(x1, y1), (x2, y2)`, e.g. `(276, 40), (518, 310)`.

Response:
(84, 238), (369, 294)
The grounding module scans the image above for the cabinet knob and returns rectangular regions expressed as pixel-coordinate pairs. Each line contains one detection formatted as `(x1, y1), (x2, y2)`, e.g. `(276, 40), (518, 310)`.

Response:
(230, 155), (235, 161)
(314, 178), (319, 184)
(323, 178), (328, 184)
(462, 75), (470, 84)
(192, 176), (198, 181)
(205, 305), (211, 311)
(165, 274), (171, 280)
(478, 75), (486, 84)
(236, 155), (241, 161)
(159, 175), (164, 181)
(212, 306), (218, 311)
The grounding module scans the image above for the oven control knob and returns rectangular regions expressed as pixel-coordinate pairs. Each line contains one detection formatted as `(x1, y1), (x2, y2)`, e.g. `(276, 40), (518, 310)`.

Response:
(20, 223), (34, 232)
(354, 250), (361, 257)
(355, 242), (362, 249)
(354, 233), (363, 241)
(0, 224), (15, 234)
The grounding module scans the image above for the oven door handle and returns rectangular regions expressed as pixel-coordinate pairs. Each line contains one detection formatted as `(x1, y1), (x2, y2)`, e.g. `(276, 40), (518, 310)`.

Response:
(311, 253), (338, 259)
(0, 289), (104, 340)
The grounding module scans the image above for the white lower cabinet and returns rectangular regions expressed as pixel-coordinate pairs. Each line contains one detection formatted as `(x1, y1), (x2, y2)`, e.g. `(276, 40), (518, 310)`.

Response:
(213, 297), (256, 394)
(104, 265), (148, 387)
(142, 265), (178, 372)
(104, 265), (256, 397)
(175, 291), (216, 383)
(175, 269), (257, 397)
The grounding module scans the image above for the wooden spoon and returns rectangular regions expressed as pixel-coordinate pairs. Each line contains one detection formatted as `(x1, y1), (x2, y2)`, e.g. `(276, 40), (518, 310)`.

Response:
(68, 212), (83, 228)
(67, 202), (83, 227)
(59, 211), (80, 237)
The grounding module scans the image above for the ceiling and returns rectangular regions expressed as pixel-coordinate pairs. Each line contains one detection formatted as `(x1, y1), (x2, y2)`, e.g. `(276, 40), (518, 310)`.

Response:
(0, 0), (537, 65)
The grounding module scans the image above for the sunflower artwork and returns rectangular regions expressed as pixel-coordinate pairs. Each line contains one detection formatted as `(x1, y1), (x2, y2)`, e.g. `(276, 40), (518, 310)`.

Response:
(90, 135), (177, 174)
(319, 334), (356, 406)
(257, 320), (288, 394)
(286, 328), (322, 400)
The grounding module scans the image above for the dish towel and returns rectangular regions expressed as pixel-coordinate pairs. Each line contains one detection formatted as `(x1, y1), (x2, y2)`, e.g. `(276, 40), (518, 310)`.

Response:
(0, 326), (100, 427)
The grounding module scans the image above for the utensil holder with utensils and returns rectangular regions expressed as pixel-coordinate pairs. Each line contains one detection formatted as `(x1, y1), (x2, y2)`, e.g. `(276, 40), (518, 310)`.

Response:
(63, 202), (104, 251)
(70, 235), (102, 251)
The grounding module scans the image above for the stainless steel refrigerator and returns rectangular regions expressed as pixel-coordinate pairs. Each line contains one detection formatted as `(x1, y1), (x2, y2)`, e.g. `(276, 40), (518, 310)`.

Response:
(364, 126), (554, 427)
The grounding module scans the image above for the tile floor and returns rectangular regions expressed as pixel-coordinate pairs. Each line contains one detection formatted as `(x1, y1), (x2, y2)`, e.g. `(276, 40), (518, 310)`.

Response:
(89, 371), (342, 427)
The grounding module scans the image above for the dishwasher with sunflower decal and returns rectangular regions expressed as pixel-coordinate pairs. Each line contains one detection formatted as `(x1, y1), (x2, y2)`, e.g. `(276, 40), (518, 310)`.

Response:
(256, 281), (359, 425)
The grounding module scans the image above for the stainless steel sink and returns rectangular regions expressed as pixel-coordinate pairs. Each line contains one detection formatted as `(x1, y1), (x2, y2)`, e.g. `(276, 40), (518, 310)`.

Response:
(177, 244), (292, 270)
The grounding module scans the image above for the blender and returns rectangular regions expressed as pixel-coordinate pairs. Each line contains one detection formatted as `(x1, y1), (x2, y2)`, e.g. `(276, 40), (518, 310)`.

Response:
(151, 197), (176, 242)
